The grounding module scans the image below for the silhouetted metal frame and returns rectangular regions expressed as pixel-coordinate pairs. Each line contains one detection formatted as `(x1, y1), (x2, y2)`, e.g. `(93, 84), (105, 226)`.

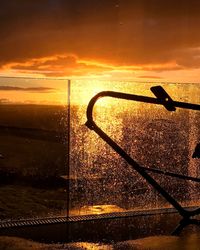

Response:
(85, 87), (200, 235)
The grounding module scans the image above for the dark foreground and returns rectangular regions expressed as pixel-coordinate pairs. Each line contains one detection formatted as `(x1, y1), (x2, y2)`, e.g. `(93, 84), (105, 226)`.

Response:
(1, 234), (200, 250)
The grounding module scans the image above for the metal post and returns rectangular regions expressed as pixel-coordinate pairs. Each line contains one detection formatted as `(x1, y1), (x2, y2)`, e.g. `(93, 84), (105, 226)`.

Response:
(66, 79), (71, 219)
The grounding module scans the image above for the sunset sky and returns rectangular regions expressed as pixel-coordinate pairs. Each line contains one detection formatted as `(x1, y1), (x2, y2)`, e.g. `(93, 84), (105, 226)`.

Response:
(0, 0), (200, 103)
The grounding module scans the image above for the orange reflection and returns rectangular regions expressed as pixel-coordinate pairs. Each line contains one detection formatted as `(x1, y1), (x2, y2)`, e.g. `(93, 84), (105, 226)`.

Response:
(71, 242), (111, 250)
(70, 204), (124, 216)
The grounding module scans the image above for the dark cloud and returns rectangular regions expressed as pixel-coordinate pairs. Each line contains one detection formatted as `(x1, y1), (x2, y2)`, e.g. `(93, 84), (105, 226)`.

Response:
(0, 98), (10, 104)
(137, 75), (163, 79)
(0, 86), (55, 92)
(7, 55), (113, 76)
(0, 0), (200, 72)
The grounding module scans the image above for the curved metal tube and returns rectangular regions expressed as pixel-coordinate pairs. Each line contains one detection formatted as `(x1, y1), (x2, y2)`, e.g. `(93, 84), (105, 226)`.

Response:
(86, 91), (200, 182)
(85, 90), (200, 220)
(86, 90), (200, 128)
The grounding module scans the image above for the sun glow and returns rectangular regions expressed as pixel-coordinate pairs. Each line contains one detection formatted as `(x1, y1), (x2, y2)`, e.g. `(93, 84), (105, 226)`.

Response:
(71, 79), (110, 106)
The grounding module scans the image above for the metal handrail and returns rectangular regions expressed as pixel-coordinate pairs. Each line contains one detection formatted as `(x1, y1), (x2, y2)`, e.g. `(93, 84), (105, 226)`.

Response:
(85, 86), (200, 234)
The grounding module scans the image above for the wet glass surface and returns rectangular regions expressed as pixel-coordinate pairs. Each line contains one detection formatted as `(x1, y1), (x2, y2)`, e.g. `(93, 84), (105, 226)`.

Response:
(70, 80), (200, 216)
(0, 78), (199, 224)
(0, 77), (69, 220)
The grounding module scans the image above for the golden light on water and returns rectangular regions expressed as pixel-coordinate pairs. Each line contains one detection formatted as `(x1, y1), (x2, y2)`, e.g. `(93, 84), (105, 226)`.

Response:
(0, 78), (198, 106)
(0, 78), (68, 105)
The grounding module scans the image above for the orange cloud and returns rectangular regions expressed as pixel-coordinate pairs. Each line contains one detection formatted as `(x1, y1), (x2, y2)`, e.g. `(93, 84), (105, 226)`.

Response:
(1, 1), (200, 82)
(0, 54), (183, 79)
(1, 2), (200, 71)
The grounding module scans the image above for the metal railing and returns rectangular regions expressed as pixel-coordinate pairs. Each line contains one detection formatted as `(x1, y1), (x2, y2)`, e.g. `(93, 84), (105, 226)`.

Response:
(85, 85), (200, 235)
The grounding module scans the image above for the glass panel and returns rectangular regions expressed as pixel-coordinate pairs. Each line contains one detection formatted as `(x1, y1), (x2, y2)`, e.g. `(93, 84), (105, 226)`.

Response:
(0, 77), (69, 220)
(70, 80), (200, 216)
